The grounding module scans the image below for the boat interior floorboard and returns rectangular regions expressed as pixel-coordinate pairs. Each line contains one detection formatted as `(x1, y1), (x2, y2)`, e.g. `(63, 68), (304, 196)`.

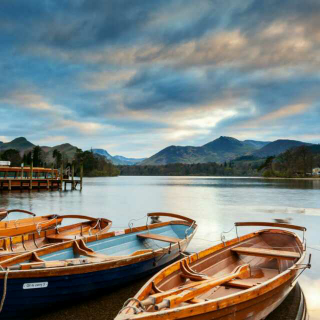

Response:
(197, 268), (280, 300)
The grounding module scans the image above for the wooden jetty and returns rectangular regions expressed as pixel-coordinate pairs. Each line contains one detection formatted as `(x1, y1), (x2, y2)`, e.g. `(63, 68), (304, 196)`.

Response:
(0, 165), (83, 191)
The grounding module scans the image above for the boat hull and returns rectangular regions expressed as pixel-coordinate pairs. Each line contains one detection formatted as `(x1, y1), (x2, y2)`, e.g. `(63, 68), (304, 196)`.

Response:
(162, 278), (295, 320)
(0, 246), (183, 319)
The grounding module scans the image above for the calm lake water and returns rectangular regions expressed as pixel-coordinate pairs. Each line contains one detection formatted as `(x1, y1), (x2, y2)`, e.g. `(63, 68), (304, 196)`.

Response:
(1, 176), (320, 319)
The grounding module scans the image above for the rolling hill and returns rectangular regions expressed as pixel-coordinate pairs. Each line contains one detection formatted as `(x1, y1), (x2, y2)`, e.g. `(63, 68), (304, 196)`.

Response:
(0, 137), (35, 153)
(44, 143), (80, 163)
(253, 139), (312, 158)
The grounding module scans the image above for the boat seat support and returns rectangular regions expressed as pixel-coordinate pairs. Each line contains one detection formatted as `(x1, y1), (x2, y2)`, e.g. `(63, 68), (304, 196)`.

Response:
(137, 233), (180, 243)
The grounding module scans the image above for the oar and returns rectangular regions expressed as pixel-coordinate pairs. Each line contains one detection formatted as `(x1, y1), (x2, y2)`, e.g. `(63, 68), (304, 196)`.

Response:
(141, 264), (250, 308)
(154, 264), (251, 310)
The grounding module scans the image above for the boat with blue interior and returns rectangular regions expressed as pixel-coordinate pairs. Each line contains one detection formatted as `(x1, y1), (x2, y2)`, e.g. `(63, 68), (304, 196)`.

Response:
(0, 212), (197, 319)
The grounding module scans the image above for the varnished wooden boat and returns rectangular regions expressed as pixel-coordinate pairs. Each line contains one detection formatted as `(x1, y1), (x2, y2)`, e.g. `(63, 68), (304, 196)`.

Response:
(0, 214), (112, 258)
(0, 209), (9, 221)
(0, 209), (63, 237)
(116, 222), (310, 320)
(0, 212), (197, 319)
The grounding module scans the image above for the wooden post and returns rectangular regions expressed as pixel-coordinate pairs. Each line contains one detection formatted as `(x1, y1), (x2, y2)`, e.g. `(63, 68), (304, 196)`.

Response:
(8, 179), (11, 191)
(80, 164), (83, 191)
(51, 165), (54, 190)
(72, 164), (75, 190)
(37, 171), (40, 191)
(30, 162), (33, 190)
(60, 164), (63, 190)
(20, 164), (23, 191)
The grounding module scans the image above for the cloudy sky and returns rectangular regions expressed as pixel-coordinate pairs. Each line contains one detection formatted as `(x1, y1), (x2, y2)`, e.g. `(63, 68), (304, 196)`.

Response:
(0, 0), (319, 157)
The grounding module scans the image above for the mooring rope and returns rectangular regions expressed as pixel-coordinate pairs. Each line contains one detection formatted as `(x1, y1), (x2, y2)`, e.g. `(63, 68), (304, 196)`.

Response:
(35, 215), (58, 235)
(0, 268), (9, 313)
(118, 297), (145, 315)
(128, 214), (148, 231)
(307, 246), (320, 252)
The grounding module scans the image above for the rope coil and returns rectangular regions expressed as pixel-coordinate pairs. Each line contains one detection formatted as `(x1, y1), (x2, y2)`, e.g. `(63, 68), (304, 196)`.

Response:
(118, 297), (145, 315)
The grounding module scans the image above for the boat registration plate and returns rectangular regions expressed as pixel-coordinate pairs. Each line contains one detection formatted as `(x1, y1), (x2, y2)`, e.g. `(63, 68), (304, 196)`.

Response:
(23, 282), (48, 289)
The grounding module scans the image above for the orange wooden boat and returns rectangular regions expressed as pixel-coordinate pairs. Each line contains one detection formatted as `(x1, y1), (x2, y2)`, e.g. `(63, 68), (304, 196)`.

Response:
(116, 222), (311, 320)
(0, 209), (9, 221)
(0, 214), (112, 257)
(0, 209), (63, 237)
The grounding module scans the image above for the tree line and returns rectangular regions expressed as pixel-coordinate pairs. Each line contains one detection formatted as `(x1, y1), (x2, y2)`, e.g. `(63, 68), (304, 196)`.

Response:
(119, 160), (263, 176)
(259, 145), (320, 178)
(0, 147), (119, 177)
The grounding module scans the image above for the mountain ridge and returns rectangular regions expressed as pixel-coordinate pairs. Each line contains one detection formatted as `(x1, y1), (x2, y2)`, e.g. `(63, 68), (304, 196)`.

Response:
(141, 136), (258, 165)
(0, 136), (316, 166)
(140, 136), (315, 165)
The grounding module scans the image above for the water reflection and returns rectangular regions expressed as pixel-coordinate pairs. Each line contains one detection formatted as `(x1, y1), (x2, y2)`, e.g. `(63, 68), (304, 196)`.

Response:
(0, 176), (319, 319)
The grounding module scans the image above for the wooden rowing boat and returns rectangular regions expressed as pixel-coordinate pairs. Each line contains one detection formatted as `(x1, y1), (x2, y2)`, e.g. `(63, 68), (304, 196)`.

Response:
(0, 210), (8, 221)
(0, 212), (197, 319)
(0, 214), (112, 258)
(116, 222), (310, 320)
(0, 209), (63, 237)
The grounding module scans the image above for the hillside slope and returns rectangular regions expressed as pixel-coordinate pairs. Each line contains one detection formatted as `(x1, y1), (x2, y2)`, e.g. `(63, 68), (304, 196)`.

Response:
(254, 140), (312, 157)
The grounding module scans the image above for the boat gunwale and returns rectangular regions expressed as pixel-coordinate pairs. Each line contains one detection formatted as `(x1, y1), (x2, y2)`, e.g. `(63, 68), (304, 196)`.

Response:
(0, 214), (64, 237)
(119, 228), (306, 319)
(0, 214), (112, 237)
(0, 214), (113, 255)
(0, 219), (198, 278)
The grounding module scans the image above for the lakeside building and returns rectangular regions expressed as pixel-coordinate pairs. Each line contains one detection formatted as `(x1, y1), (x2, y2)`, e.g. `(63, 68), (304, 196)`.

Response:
(312, 168), (320, 176)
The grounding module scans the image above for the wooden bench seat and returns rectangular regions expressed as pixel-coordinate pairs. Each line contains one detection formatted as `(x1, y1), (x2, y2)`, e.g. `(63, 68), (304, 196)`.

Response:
(137, 233), (181, 243)
(231, 247), (300, 260)
(46, 234), (82, 241)
(224, 280), (257, 289)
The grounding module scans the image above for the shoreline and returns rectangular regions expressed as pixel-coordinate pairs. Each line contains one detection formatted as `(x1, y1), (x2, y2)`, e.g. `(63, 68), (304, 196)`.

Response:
(117, 175), (320, 181)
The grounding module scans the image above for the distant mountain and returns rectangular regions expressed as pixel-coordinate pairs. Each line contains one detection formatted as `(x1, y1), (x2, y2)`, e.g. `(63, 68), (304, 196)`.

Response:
(254, 139), (312, 158)
(0, 137), (35, 152)
(0, 137), (80, 163)
(0, 141), (3, 147)
(113, 155), (146, 165)
(92, 149), (112, 160)
(243, 140), (270, 149)
(141, 136), (257, 165)
(92, 149), (145, 165)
